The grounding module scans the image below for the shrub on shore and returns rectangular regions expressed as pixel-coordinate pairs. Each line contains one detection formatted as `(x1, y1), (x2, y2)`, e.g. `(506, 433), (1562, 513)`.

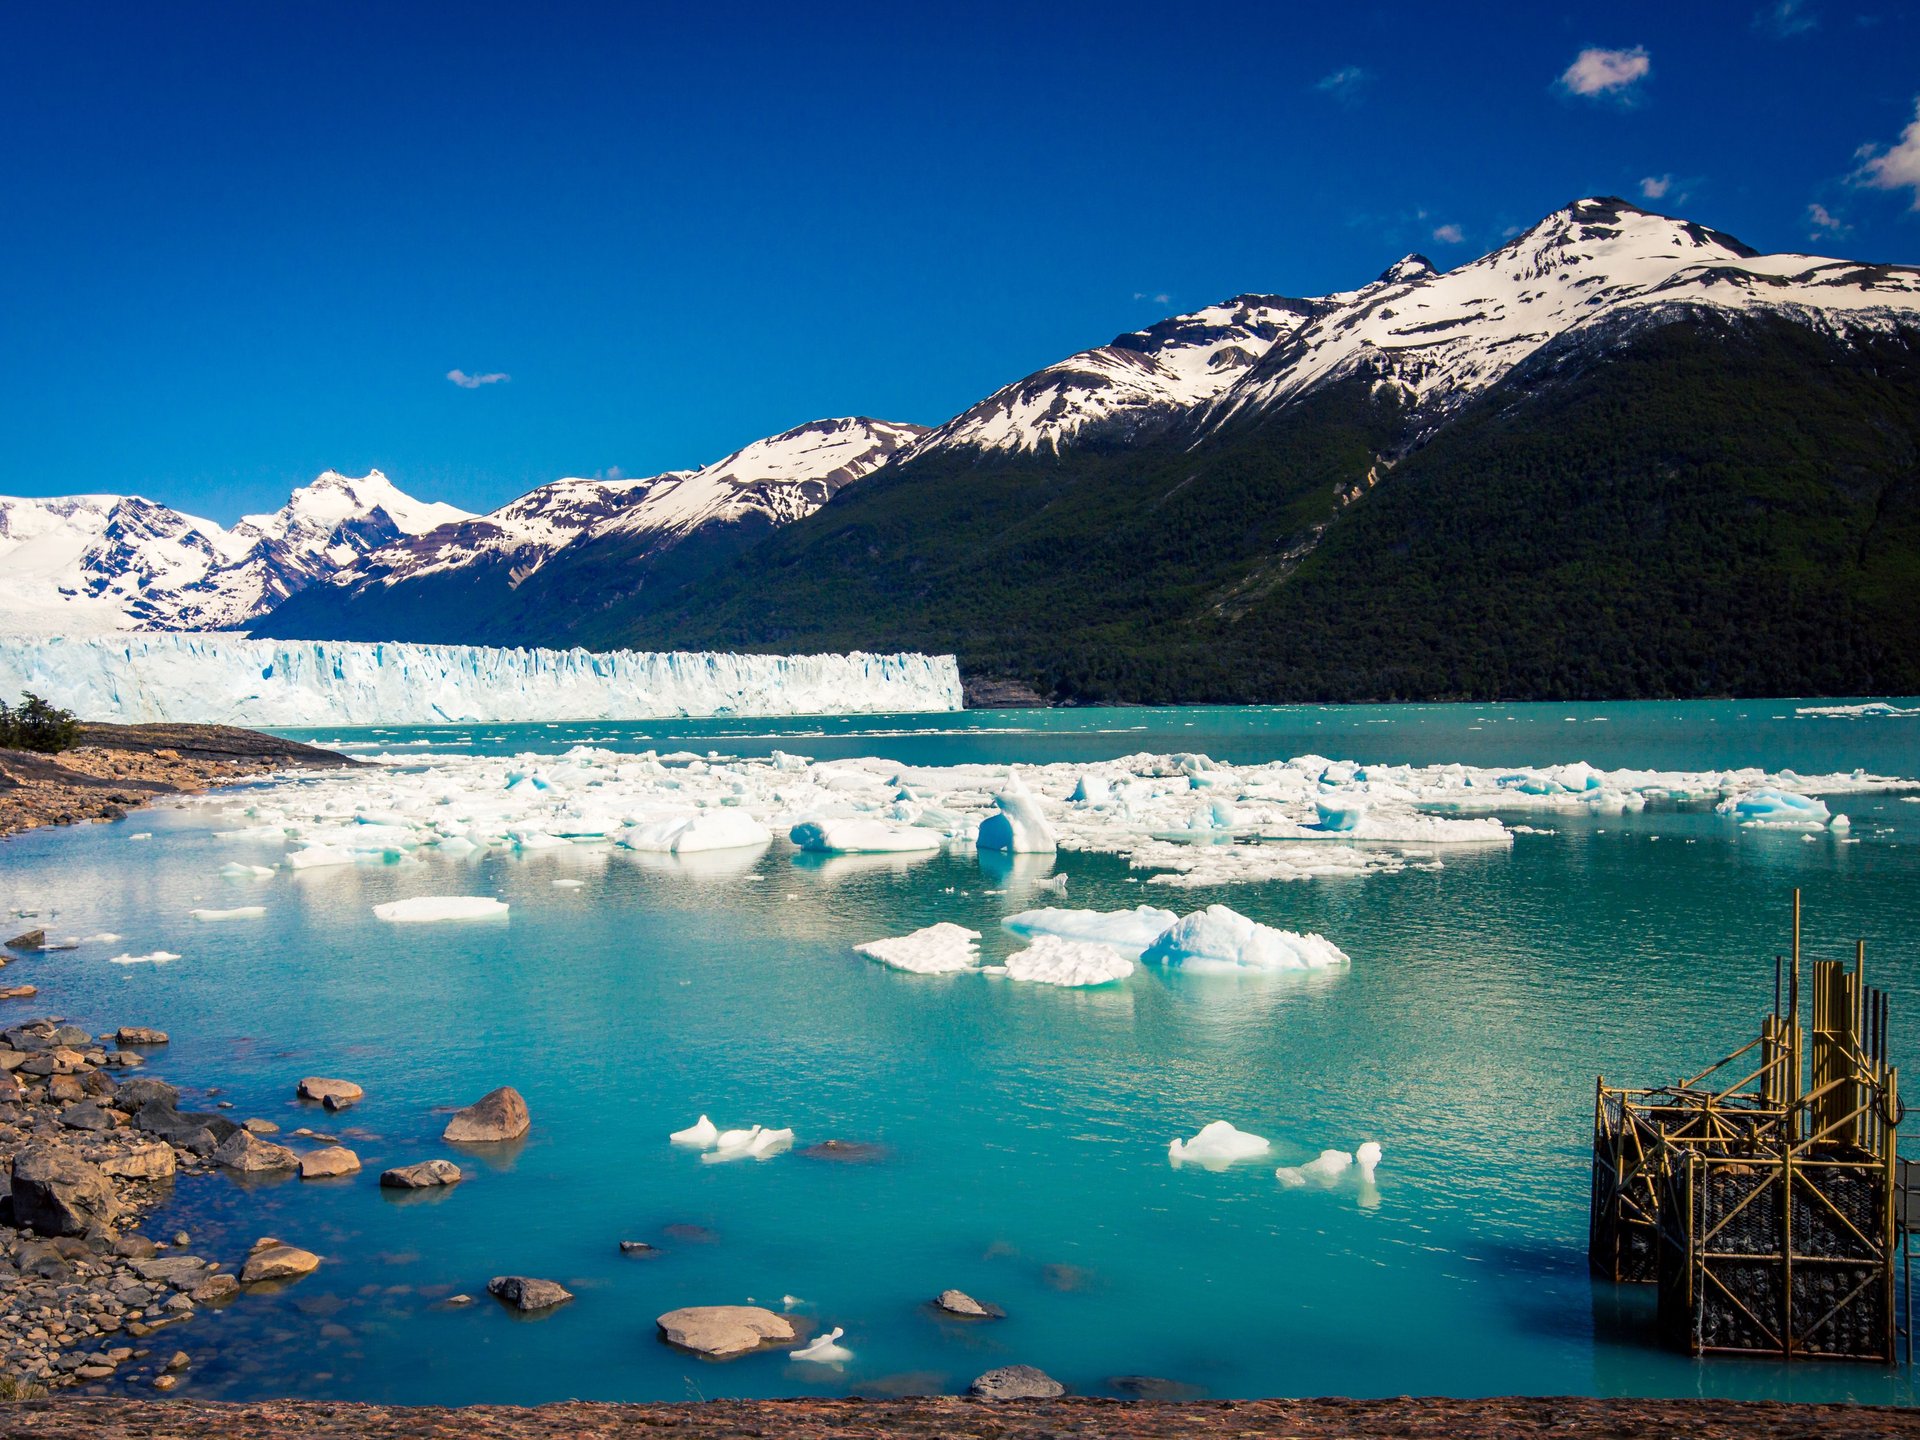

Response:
(0, 693), (82, 754)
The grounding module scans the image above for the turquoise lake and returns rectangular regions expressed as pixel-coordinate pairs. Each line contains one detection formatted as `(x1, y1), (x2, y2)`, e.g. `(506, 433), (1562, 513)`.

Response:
(3, 699), (1919, 1405)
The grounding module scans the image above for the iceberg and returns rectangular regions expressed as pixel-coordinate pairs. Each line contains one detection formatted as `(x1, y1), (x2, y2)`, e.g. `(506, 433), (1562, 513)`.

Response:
(1141, 905), (1350, 973)
(791, 818), (945, 853)
(189, 906), (265, 921)
(1002, 936), (1134, 987)
(1716, 788), (1832, 827)
(0, 633), (962, 725)
(975, 771), (1057, 853)
(619, 812), (772, 854)
(110, 951), (180, 965)
(1001, 905), (1179, 955)
(1169, 1120), (1271, 1169)
(702, 1125), (795, 1163)
(371, 896), (509, 923)
(1356, 1140), (1382, 1182)
(853, 923), (981, 974)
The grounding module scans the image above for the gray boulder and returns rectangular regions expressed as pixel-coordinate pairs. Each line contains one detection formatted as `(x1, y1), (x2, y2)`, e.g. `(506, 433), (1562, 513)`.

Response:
(969, 1365), (1066, 1400)
(10, 1146), (122, 1236)
(380, 1159), (462, 1189)
(487, 1275), (573, 1312)
(211, 1128), (300, 1173)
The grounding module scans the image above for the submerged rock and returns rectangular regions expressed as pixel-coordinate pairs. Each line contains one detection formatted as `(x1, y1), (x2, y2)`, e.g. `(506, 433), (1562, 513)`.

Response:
(969, 1364), (1066, 1400)
(297, 1076), (363, 1110)
(115, 1026), (169, 1046)
(656, 1305), (795, 1357)
(380, 1159), (462, 1189)
(240, 1238), (321, 1284)
(618, 1240), (659, 1257)
(798, 1139), (889, 1164)
(442, 1086), (529, 1142)
(933, 1289), (1004, 1319)
(211, 1128), (300, 1173)
(488, 1275), (573, 1312)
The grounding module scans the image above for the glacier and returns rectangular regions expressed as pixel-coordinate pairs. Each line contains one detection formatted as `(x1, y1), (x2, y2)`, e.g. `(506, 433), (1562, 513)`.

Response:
(0, 633), (963, 725)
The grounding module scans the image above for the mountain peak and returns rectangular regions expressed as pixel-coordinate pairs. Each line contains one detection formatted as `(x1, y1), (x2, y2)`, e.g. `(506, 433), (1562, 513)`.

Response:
(1377, 255), (1436, 285)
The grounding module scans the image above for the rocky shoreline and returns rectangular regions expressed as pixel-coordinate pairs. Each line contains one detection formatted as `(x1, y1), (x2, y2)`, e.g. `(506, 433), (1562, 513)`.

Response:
(2, 1394), (1917, 1438)
(0, 724), (350, 840)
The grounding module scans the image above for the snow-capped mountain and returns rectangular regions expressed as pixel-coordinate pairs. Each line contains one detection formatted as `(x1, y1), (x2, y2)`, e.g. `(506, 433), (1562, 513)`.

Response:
(248, 417), (928, 643)
(328, 416), (926, 596)
(1201, 197), (1920, 435)
(901, 295), (1320, 460)
(0, 471), (469, 634)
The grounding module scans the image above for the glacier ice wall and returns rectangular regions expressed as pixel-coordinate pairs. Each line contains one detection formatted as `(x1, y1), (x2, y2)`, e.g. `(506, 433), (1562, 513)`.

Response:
(0, 633), (963, 725)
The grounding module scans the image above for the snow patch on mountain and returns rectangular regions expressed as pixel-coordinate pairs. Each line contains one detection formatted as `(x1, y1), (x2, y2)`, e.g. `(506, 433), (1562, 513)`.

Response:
(903, 296), (1321, 459)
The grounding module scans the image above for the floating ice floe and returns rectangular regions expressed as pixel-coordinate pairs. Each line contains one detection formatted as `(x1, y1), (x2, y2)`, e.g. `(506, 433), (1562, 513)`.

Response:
(189, 907), (264, 921)
(170, 741), (1919, 897)
(219, 862), (275, 878)
(790, 818), (945, 854)
(789, 1327), (851, 1364)
(1356, 1141), (1382, 1181)
(127, 833), (152, 841)
(552, 878), (586, 887)
(1169, 1120), (1271, 1169)
(670, 1114), (720, 1147)
(854, 923), (981, 975)
(703, 1125), (795, 1164)
(82, 932), (122, 944)
(109, 951), (180, 965)
(1797, 702), (1920, 719)
(1002, 936), (1134, 987)
(371, 896), (509, 923)
(1276, 1149), (1354, 1187)
(1141, 905), (1350, 974)
(618, 811), (772, 854)
(1715, 789), (1837, 829)
(1001, 905), (1180, 955)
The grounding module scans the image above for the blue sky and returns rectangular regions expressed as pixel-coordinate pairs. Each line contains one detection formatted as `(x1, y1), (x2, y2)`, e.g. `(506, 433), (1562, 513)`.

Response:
(4, 1), (1918, 520)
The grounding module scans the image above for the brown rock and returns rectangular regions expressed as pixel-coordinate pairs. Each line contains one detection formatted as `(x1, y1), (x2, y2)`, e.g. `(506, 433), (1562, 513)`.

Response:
(115, 1027), (169, 1046)
(239, 1238), (320, 1285)
(655, 1305), (795, 1357)
(298, 1146), (361, 1179)
(296, 1077), (362, 1109)
(101, 1143), (178, 1181)
(211, 1129), (300, 1173)
(442, 1086), (529, 1142)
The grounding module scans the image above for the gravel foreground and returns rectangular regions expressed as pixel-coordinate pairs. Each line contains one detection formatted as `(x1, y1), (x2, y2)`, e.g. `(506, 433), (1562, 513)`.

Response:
(2, 1396), (1917, 1439)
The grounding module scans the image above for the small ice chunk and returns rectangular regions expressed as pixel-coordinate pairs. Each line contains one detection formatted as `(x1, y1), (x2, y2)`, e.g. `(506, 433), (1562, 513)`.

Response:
(854, 923), (981, 974)
(110, 951), (180, 965)
(1276, 1149), (1355, 1187)
(286, 845), (357, 870)
(219, 862), (275, 877)
(621, 811), (772, 853)
(789, 1326), (851, 1364)
(1141, 905), (1350, 973)
(1001, 905), (1178, 955)
(1356, 1141), (1382, 1181)
(189, 906), (265, 921)
(1313, 797), (1367, 832)
(82, 932), (122, 943)
(1069, 774), (1111, 804)
(701, 1124), (795, 1163)
(1169, 1120), (1271, 1169)
(128, 832), (152, 841)
(552, 878), (586, 888)
(371, 896), (509, 923)
(670, 1114), (719, 1147)
(1003, 935), (1134, 987)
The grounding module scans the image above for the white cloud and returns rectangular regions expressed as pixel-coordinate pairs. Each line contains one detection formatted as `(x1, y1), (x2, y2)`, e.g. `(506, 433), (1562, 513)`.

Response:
(1132, 291), (1173, 306)
(1315, 66), (1368, 103)
(1806, 202), (1850, 238)
(1638, 174), (1673, 200)
(1853, 99), (1920, 210)
(1559, 46), (1651, 99)
(447, 369), (510, 389)
(1430, 223), (1466, 245)
(1754, 1), (1817, 37)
